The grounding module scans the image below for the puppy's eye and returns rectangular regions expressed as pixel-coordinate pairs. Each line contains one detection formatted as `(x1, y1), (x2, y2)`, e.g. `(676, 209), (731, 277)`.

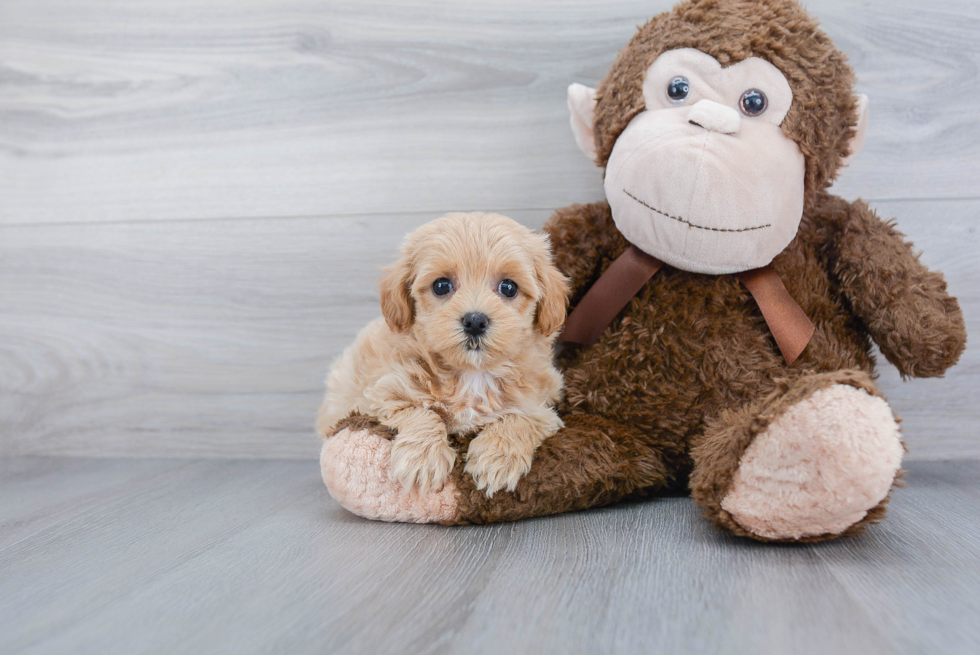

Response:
(667, 76), (690, 103)
(432, 278), (453, 296)
(498, 279), (518, 298)
(739, 89), (768, 117)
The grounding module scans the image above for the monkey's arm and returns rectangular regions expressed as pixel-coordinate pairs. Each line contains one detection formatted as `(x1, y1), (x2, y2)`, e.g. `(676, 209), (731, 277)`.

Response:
(543, 201), (629, 306)
(831, 199), (966, 378)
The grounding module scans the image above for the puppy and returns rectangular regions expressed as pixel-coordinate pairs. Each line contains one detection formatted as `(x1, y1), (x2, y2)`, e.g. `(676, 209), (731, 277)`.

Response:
(317, 212), (570, 496)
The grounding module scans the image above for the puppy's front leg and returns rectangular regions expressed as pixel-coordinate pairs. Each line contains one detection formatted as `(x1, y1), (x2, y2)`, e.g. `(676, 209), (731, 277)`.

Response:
(382, 405), (456, 494)
(465, 407), (563, 497)
(367, 375), (456, 494)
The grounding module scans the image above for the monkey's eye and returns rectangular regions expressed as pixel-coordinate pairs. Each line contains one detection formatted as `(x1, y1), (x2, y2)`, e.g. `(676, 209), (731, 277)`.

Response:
(739, 89), (768, 117)
(432, 278), (454, 296)
(498, 279), (518, 298)
(666, 76), (691, 103)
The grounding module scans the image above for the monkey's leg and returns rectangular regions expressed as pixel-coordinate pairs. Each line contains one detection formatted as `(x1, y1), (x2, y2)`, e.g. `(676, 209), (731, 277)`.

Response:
(689, 370), (904, 542)
(320, 417), (459, 523)
(321, 414), (678, 524)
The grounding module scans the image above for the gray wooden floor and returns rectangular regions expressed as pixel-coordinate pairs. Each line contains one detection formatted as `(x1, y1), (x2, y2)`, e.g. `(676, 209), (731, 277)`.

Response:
(1, 457), (978, 655)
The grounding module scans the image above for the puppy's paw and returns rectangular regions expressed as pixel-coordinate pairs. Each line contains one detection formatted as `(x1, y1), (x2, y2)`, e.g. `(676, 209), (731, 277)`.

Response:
(390, 429), (457, 495)
(464, 427), (535, 497)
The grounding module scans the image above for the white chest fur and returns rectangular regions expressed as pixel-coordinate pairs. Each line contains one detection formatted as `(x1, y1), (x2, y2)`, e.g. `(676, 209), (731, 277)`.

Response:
(446, 370), (501, 433)
(458, 370), (495, 400)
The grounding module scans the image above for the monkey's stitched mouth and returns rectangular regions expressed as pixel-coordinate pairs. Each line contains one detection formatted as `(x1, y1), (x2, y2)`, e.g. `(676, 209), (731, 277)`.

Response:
(624, 190), (772, 233)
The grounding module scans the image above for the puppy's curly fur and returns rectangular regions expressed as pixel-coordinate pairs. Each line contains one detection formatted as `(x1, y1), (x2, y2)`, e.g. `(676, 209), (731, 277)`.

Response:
(317, 212), (571, 496)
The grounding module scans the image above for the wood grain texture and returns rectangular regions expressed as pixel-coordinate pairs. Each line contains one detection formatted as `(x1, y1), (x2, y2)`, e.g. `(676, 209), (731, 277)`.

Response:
(1, 0), (979, 225)
(0, 209), (550, 459)
(0, 457), (187, 551)
(1, 457), (978, 654)
(1, 200), (976, 459)
(1, 0), (977, 460)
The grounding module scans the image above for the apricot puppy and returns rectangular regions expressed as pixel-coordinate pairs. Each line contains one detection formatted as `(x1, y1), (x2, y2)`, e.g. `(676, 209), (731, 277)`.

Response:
(317, 212), (570, 496)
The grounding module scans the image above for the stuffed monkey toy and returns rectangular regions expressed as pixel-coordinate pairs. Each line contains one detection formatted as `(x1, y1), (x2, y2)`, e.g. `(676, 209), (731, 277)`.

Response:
(320, 0), (966, 541)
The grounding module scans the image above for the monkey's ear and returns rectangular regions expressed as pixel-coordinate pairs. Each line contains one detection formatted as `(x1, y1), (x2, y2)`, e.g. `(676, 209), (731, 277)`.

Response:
(378, 259), (414, 333)
(841, 94), (869, 167)
(567, 83), (598, 162)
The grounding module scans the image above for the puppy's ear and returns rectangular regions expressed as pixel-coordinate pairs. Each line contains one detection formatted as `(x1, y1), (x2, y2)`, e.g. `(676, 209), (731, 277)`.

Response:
(379, 257), (414, 333)
(534, 236), (571, 337)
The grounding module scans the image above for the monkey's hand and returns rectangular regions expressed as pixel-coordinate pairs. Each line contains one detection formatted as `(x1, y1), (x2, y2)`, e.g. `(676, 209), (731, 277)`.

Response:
(833, 199), (966, 378)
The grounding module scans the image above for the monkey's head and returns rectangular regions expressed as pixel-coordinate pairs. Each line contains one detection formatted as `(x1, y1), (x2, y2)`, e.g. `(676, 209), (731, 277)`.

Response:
(568, 0), (868, 274)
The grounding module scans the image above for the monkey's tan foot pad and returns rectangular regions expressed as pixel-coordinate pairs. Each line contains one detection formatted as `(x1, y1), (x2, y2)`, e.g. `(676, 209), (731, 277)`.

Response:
(722, 384), (903, 541)
(321, 428), (460, 523)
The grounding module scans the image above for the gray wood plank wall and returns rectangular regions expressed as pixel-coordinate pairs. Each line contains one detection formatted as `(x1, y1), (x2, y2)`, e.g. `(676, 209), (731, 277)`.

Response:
(1, 0), (978, 459)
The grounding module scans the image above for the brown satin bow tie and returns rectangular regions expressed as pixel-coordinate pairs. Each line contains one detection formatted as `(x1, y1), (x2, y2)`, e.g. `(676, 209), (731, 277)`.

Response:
(559, 245), (814, 365)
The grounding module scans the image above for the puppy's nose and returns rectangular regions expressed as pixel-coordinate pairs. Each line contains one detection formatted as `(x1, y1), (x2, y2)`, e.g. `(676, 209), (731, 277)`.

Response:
(461, 312), (490, 337)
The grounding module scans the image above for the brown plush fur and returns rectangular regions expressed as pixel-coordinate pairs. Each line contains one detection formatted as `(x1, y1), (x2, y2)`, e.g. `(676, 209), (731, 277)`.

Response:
(447, 189), (963, 539)
(332, 414), (397, 440)
(328, 0), (966, 541)
(445, 0), (965, 540)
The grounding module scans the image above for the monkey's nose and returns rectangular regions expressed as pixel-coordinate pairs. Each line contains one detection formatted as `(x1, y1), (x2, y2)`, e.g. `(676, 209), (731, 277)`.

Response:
(688, 99), (741, 135)
(461, 312), (490, 337)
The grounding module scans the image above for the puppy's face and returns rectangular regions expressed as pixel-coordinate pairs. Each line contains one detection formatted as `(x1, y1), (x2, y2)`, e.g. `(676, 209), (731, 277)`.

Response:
(380, 213), (570, 370)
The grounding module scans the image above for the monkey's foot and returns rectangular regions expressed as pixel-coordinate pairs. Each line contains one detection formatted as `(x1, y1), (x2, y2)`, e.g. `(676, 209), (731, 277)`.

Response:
(721, 384), (903, 540)
(321, 427), (460, 523)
